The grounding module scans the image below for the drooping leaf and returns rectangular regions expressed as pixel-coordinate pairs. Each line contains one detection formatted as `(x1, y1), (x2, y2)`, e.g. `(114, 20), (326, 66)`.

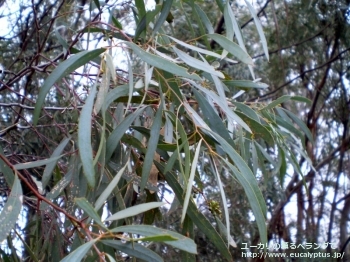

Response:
(234, 111), (274, 146)
(110, 225), (197, 254)
(215, 216), (237, 248)
(134, 6), (161, 40)
(14, 155), (63, 170)
(193, 4), (214, 34)
(102, 240), (163, 262)
(42, 136), (71, 188)
(0, 175), (23, 243)
(168, 36), (222, 59)
(244, 0), (269, 60)
(224, 80), (269, 89)
(75, 198), (105, 228)
(208, 34), (253, 65)
(33, 48), (105, 125)
(201, 129), (267, 247)
(0, 146), (14, 186)
(105, 107), (146, 161)
(156, 162), (232, 261)
(105, 202), (165, 221)
(78, 84), (97, 188)
(94, 162), (127, 211)
(124, 42), (201, 81)
(60, 239), (97, 262)
(140, 101), (163, 192)
(173, 47), (224, 78)
(181, 139), (202, 224)
(152, 0), (174, 37)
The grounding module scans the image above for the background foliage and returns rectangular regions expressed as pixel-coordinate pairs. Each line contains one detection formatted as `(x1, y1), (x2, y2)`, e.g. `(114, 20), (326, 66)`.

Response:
(0, 0), (349, 261)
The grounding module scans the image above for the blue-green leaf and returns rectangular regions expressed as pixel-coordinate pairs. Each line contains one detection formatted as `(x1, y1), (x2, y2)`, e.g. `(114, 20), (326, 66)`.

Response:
(208, 34), (253, 65)
(181, 139), (202, 224)
(33, 48), (105, 125)
(152, 0), (173, 37)
(0, 175), (23, 243)
(60, 239), (97, 262)
(110, 225), (197, 254)
(124, 42), (201, 81)
(140, 103), (162, 192)
(244, 0), (269, 60)
(42, 136), (71, 188)
(94, 163), (127, 211)
(75, 198), (105, 228)
(105, 107), (145, 161)
(102, 240), (163, 262)
(105, 202), (165, 221)
(78, 84), (97, 188)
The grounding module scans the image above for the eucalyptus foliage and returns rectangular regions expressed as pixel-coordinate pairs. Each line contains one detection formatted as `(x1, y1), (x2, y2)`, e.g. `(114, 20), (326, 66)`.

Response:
(0, 0), (312, 261)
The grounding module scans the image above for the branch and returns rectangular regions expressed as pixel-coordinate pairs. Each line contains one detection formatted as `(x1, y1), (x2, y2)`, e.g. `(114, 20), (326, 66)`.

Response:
(0, 153), (83, 228)
(252, 47), (350, 101)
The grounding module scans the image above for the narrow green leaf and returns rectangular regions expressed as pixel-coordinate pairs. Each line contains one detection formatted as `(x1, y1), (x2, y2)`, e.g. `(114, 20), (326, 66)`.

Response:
(60, 239), (97, 262)
(244, 0), (269, 60)
(181, 139), (202, 224)
(140, 103), (162, 191)
(105, 53), (117, 85)
(224, 1), (234, 40)
(262, 95), (292, 110)
(78, 84), (97, 188)
(0, 146), (14, 186)
(0, 174), (22, 243)
(33, 48), (105, 125)
(235, 111), (274, 146)
(194, 4), (214, 34)
(152, 0), (173, 37)
(181, 215), (196, 262)
(75, 198), (105, 228)
(232, 102), (260, 122)
(102, 84), (129, 112)
(291, 96), (312, 104)
(167, 36), (221, 59)
(156, 163), (232, 260)
(124, 42), (201, 81)
(204, 129), (266, 214)
(110, 225), (197, 254)
(282, 108), (314, 144)
(134, 6), (161, 40)
(54, 25), (69, 51)
(40, 169), (73, 210)
(183, 101), (211, 130)
(138, 235), (178, 242)
(42, 136), (70, 188)
(102, 240), (163, 262)
(208, 34), (253, 65)
(14, 155), (63, 170)
(111, 12), (123, 29)
(192, 88), (233, 147)
(201, 129), (267, 246)
(223, 159), (267, 249)
(95, 60), (111, 114)
(224, 80), (268, 89)
(94, 163), (127, 211)
(173, 47), (224, 78)
(105, 107), (145, 161)
(105, 253), (117, 262)
(135, 0), (146, 20)
(215, 216), (237, 248)
(187, 79), (252, 133)
(211, 157), (231, 248)
(105, 202), (165, 221)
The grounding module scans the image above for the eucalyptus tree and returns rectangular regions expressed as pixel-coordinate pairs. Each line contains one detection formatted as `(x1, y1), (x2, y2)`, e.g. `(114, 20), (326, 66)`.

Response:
(220, 0), (350, 261)
(0, 0), (314, 261)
